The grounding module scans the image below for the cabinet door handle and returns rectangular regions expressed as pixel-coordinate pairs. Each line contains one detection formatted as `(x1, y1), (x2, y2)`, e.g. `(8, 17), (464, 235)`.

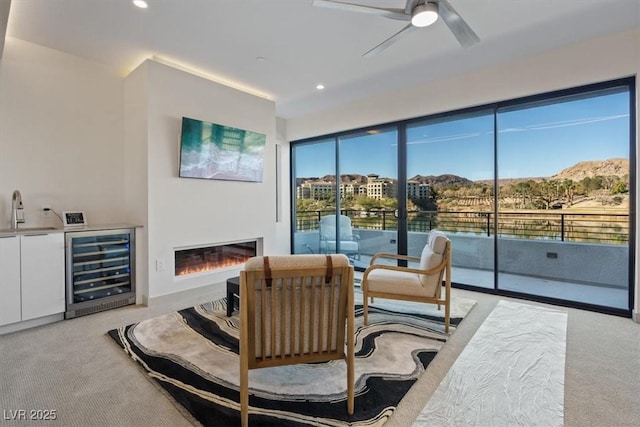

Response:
(0, 235), (18, 239)
(23, 233), (48, 237)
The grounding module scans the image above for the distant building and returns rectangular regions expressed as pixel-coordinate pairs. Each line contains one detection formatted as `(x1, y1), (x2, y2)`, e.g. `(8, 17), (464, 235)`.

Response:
(366, 174), (397, 200)
(297, 181), (335, 200)
(407, 180), (430, 200)
(297, 174), (408, 201)
(296, 184), (311, 199)
(340, 182), (365, 199)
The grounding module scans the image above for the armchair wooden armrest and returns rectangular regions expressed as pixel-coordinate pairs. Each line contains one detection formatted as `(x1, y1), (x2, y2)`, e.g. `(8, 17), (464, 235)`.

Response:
(364, 258), (447, 277)
(370, 252), (420, 265)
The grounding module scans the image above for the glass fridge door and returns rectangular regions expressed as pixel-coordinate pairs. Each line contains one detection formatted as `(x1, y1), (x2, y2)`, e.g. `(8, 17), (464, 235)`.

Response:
(69, 232), (132, 303)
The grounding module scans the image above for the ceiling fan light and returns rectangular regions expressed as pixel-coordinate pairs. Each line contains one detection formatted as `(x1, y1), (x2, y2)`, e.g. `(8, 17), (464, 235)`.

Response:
(411, 2), (438, 27)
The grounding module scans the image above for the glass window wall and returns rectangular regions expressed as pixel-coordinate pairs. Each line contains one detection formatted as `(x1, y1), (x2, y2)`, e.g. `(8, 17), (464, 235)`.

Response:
(290, 78), (635, 316)
(291, 139), (336, 256)
(496, 87), (631, 309)
(407, 110), (495, 288)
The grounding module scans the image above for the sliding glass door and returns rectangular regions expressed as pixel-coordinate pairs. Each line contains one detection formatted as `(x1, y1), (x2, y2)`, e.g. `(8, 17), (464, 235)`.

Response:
(338, 128), (398, 269)
(496, 86), (631, 309)
(407, 110), (495, 288)
(291, 78), (634, 315)
(291, 139), (336, 256)
(291, 129), (398, 267)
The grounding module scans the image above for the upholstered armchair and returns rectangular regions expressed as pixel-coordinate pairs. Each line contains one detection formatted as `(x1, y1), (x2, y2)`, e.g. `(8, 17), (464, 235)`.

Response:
(319, 215), (361, 260)
(361, 230), (452, 332)
(239, 254), (355, 427)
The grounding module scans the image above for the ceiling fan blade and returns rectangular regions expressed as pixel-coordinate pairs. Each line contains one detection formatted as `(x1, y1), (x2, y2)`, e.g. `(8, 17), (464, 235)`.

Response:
(363, 23), (418, 57)
(437, 0), (480, 48)
(313, 0), (409, 21)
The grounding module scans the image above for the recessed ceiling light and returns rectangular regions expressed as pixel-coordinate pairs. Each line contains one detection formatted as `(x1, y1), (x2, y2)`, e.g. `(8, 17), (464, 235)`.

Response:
(133, 0), (148, 9)
(256, 56), (265, 62)
(316, 84), (325, 90)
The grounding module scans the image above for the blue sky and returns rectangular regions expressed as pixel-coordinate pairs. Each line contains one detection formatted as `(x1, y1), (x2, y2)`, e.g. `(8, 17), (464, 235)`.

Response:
(295, 90), (630, 181)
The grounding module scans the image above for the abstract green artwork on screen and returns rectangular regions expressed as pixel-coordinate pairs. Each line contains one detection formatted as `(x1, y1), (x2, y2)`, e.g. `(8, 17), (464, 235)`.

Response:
(179, 117), (266, 182)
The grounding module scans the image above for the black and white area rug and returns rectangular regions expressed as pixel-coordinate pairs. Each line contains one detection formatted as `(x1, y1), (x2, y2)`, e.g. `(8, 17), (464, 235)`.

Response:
(108, 293), (475, 426)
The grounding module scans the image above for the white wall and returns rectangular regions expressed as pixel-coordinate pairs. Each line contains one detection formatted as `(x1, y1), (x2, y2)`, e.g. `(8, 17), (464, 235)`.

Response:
(0, 37), (125, 228)
(288, 30), (639, 140)
(286, 29), (640, 320)
(126, 60), (285, 300)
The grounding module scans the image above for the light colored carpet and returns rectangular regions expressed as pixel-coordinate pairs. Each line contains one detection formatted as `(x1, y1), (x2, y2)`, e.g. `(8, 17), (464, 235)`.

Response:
(414, 300), (567, 426)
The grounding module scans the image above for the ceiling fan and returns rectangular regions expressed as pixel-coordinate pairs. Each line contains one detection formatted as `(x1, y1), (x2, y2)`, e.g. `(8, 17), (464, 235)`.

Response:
(313, 0), (480, 56)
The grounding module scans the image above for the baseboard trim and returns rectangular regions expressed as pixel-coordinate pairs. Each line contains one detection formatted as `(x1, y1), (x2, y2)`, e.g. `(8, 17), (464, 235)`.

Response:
(0, 313), (64, 336)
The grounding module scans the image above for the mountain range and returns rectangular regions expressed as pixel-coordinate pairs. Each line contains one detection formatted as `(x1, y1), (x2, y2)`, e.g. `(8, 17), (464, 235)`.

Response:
(299, 159), (629, 187)
(551, 158), (628, 181)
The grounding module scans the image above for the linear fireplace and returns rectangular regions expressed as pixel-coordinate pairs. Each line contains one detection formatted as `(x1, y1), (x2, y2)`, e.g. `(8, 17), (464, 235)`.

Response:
(175, 241), (257, 276)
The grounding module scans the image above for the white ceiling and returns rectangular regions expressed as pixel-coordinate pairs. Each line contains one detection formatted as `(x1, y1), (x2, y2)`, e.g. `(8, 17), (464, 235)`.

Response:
(4, 0), (640, 119)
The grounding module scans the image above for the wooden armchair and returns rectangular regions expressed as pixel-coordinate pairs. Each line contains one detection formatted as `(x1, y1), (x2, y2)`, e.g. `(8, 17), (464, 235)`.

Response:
(239, 254), (355, 427)
(361, 230), (452, 332)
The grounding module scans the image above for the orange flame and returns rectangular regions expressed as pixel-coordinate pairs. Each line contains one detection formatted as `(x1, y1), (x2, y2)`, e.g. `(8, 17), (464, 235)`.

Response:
(175, 256), (252, 276)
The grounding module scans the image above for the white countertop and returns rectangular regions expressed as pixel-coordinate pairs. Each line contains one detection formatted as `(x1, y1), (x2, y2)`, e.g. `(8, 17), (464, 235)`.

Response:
(0, 224), (142, 237)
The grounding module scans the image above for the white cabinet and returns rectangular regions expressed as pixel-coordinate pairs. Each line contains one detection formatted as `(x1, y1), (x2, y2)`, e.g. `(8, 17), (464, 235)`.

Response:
(20, 233), (65, 321)
(0, 235), (21, 325)
(0, 233), (65, 326)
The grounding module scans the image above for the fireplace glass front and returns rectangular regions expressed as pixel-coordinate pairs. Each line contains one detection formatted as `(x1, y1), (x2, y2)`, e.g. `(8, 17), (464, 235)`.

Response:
(175, 241), (257, 276)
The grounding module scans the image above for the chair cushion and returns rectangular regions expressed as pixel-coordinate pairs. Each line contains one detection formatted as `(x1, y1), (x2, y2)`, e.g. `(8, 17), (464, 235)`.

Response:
(321, 241), (359, 253)
(419, 245), (442, 272)
(322, 222), (337, 239)
(366, 268), (439, 298)
(418, 231), (448, 293)
(244, 254), (350, 270)
(321, 215), (355, 240)
(428, 230), (448, 255)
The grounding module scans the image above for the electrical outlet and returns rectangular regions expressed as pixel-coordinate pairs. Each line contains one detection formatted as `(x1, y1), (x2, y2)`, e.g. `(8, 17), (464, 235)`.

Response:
(156, 259), (166, 272)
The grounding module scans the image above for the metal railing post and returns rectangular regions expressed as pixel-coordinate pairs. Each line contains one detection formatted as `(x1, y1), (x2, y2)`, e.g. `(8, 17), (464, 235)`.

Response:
(561, 213), (565, 241)
(487, 213), (491, 237)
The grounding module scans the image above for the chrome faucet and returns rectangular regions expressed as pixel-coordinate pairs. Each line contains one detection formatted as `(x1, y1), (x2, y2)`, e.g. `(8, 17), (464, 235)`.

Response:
(11, 190), (25, 230)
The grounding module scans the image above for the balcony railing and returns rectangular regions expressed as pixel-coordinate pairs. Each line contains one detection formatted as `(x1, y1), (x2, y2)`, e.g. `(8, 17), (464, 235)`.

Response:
(296, 209), (629, 244)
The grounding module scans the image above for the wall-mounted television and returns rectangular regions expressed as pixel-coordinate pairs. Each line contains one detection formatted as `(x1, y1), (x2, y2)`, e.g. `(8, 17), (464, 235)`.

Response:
(179, 117), (266, 182)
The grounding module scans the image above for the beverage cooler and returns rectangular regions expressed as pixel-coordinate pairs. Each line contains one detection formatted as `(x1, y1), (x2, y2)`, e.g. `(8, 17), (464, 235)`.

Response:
(65, 228), (136, 319)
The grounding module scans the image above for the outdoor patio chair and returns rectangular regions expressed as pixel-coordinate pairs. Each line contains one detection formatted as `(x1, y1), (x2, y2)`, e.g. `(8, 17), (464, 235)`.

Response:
(319, 214), (361, 260)
(239, 254), (355, 427)
(361, 230), (452, 332)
